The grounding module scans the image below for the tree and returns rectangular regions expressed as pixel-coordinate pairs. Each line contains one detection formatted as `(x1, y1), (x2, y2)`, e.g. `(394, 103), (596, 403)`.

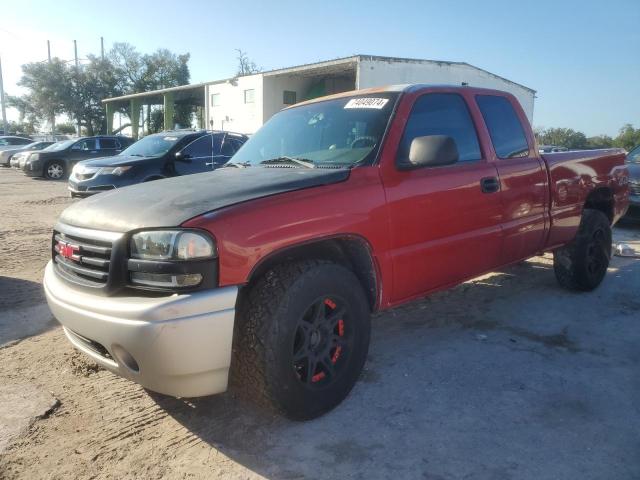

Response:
(613, 124), (640, 151)
(15, 59), (72, 132)
(586, 135), (613, 149)
(9, 43), (192, 135)
(235, 49), (261, 76)
(535, 127), (588, 149)
(56, 122), (76, 135)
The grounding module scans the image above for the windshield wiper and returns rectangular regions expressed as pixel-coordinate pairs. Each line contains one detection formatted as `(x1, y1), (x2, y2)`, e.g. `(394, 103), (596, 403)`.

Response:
(128, 154), (145, 157)
(259, 156), (315, 168)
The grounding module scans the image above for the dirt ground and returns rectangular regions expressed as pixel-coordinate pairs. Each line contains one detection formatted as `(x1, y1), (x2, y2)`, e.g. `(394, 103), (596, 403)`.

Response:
(0, 167), (639, 480)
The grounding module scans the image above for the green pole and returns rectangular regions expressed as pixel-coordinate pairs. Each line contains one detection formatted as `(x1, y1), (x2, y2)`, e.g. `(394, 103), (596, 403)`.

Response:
(105, 102), (114, 135)
(130, 99), (140, 139)
(164, 92), (174, 130)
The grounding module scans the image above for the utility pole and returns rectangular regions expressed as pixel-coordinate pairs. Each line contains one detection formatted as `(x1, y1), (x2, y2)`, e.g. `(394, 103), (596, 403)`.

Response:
(47, 40), (55, 136)
(74, 40), (81, 137)
(101, 37), (104, 60)
(0, 56), (8, 135)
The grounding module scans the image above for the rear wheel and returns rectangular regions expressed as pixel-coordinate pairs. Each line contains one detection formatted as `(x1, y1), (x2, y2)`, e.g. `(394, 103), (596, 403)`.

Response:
(233, 260), (371, 420)
(44, 160), (65, 180)
(553, 209), (612, 291)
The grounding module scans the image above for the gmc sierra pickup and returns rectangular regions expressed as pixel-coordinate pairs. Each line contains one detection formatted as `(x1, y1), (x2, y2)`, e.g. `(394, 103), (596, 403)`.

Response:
(44, 85), (629, 419)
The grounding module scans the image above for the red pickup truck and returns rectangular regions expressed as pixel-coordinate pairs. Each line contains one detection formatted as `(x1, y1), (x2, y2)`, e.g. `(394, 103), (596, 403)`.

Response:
(44, 85), (629, 419)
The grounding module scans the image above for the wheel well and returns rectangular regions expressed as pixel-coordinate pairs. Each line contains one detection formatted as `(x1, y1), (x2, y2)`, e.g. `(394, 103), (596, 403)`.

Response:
(247, 236), (379, 311)
(584, 187), (614, 223)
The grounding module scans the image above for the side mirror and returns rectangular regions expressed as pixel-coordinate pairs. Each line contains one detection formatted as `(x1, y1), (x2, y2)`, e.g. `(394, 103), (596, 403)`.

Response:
(401, 135), (459, 169)
(175, 151), (192, 163)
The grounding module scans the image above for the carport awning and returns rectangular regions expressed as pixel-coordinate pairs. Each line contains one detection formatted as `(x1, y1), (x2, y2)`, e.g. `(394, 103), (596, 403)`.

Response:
(102, 83), (207, 108)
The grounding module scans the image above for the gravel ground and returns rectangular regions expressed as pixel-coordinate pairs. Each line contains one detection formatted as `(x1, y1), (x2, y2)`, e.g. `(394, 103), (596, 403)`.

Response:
(0, 167), (639, 480)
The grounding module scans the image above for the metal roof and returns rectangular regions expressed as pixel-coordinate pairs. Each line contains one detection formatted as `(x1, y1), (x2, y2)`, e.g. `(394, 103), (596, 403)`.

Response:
(102, 54), (535, 104)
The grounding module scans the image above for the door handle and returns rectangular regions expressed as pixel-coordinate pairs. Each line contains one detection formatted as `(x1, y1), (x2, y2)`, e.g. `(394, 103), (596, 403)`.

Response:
(480, 176), (500, 193)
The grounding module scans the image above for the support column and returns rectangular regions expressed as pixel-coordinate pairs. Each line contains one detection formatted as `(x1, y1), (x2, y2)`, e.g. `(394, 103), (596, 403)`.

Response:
(163, 92), (174, 131)
(105, 102), (114, 134)
(130, 99), (140, 139)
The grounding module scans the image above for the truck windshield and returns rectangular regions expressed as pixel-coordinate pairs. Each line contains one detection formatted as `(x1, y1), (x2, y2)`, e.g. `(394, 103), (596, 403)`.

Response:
(120, 134), (181, 157)
(230, 93), (400, 168)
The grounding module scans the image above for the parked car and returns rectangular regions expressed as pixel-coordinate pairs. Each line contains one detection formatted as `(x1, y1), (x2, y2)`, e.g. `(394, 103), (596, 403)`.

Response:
(68, 130), (247, 197)
(0, 136), (33, 151)
(538, 145), (569, 153)
(1, 141), (54, 167)
(625, 144), (640, 220)
(44, 85), (628, 420)
(22, 135), (135, 180)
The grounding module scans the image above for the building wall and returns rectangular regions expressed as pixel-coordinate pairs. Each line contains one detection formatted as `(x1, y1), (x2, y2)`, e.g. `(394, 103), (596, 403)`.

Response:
(262, 75), (314, 127)
(206, 75), (264, 134)
(357, 58), (535, 122)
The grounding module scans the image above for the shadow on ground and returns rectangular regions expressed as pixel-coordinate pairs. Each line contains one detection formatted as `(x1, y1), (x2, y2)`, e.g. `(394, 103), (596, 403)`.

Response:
(149, 257), (640, 479)
(0, 276), (56, 346)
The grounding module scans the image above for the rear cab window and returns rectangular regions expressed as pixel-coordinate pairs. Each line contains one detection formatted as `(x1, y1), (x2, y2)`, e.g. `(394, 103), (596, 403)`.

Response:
(476, 95), (529, 159)
(397, 93), (482, 167)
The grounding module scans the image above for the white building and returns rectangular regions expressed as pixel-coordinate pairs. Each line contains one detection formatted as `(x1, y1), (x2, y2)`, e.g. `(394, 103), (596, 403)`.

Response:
(104, 55), (535, 138)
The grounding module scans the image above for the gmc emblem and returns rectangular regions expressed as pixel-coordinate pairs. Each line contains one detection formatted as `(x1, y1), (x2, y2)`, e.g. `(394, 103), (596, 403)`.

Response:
(57, 241), (79, 259)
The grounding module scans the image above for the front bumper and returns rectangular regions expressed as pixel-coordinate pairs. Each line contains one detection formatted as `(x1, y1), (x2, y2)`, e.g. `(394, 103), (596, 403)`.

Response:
(24, 161), (43, 176)
(43, 261), (239, 397)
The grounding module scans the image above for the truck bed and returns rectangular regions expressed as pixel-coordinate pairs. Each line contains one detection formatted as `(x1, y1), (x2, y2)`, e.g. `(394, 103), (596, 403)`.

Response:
(542, 148), (628, 248)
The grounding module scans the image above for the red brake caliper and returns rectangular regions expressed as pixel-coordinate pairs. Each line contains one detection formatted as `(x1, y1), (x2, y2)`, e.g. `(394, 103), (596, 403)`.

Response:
(311, 299), (343, 383)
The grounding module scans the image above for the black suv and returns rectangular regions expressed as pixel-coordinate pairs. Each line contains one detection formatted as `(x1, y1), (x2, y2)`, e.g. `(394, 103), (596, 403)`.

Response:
(67, 130), (247, 197)
(24, 135), (135, 180)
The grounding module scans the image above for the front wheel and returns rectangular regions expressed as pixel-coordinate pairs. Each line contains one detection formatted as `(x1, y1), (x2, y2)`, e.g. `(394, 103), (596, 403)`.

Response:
(44, 160), (65, 180)
(553, 209), (612, 291)
(233, 260), (371, 420)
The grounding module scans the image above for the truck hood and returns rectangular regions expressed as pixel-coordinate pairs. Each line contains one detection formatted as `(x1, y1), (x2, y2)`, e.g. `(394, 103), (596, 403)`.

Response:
(59, 166), (351, 232)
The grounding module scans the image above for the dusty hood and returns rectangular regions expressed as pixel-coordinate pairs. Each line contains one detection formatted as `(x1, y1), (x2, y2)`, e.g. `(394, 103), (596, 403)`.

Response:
(59, 166), (350, 232)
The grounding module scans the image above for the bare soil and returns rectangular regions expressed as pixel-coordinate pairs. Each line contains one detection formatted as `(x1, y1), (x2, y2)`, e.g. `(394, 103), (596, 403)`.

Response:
(1, 168), (639, 480)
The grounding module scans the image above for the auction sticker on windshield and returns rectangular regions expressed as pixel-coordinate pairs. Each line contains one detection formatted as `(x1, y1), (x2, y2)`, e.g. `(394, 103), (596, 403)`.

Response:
(344, 98), (389, 109)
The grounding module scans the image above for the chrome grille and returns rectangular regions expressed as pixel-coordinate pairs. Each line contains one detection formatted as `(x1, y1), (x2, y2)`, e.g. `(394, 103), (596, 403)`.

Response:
(630, 183), (640, 196)
(53, 231), (113, 286)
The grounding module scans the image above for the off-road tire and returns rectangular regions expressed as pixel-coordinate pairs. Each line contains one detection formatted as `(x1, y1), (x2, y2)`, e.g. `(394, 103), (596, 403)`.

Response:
(232, 260), (371, 420)
(44, 160), (65, 180)
(553, 209), (612, 291)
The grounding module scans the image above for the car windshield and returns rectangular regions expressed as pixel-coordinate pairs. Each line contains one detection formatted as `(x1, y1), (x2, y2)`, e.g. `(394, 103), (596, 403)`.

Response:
(120, 134), (181, 157)
(229, 93), (400, 168)
(43, 140), (75, 151)
(627, 145), (640, 163)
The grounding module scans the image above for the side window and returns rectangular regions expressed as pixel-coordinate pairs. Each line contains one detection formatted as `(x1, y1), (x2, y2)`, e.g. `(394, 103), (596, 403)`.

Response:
(99, 138), (118, 150)
(397, 93), (481, 165)
(476, 95), (529, 159)
(73, 139), (97, 150)
(221, 138), (242, 156)
(181, 136), (212, 158)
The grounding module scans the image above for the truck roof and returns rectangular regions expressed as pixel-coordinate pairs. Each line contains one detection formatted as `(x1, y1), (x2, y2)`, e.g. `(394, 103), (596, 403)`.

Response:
(290, 84), (514, 109)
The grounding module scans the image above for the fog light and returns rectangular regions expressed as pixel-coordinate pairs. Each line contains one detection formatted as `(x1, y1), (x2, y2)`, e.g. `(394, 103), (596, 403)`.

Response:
(130, 272), (203, 288)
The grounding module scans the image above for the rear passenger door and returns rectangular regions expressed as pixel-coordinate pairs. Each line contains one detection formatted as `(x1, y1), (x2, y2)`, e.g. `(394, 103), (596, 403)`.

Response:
(382, 92), (503, 302)
(173, 135), (214, 175)
(475, 95), (549, 264)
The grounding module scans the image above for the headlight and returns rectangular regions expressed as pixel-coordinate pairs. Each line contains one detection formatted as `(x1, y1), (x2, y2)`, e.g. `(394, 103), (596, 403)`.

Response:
(128, 230), (217, 290)
(130, 230), (216, 260)
(98, 166), (132, 176)
(29, 153), (40, 161)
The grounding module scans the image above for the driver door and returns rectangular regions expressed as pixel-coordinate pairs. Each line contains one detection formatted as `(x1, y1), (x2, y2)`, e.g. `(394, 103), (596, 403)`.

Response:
(69, 138), (101, 168)
(173, 135), (214, 175)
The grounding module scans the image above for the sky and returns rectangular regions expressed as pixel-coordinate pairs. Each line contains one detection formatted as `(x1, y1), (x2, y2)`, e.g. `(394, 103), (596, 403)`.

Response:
(0, 0), (638, 137)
